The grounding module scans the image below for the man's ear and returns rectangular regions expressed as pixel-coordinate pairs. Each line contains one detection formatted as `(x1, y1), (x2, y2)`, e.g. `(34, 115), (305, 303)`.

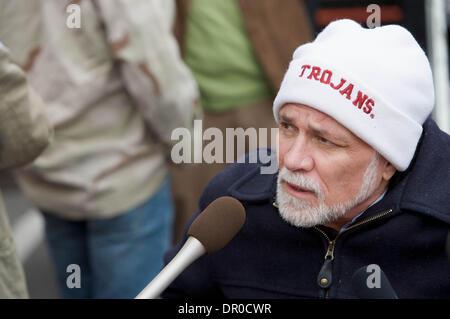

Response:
(381, 159), (397, 182)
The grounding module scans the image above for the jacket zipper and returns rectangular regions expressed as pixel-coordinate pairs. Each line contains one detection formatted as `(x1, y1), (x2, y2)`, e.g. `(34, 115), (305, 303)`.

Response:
(313, 208), (393, 298)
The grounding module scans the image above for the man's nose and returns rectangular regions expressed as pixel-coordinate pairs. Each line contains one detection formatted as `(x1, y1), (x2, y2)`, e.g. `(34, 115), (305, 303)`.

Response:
(283, 138), (314, 172)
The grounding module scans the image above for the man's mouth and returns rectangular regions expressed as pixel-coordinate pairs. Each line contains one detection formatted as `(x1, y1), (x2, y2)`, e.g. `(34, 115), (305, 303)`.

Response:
(284, 181), (316, 196)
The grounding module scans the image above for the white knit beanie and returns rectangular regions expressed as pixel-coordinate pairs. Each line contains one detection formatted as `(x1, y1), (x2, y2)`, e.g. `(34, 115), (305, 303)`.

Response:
(273, 19), (435, 171)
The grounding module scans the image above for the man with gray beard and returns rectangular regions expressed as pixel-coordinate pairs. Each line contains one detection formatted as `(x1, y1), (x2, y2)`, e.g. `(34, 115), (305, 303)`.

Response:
(277, 151), (381, 229)
(162, 19), (450, 299)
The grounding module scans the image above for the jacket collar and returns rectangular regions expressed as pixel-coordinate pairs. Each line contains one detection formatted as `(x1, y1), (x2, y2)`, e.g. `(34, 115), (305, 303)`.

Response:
(228, 160), (278, 203)
(391, 117), (450, 223)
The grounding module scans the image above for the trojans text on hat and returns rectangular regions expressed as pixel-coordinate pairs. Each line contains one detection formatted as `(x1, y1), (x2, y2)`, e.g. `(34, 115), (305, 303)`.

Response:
(299, 64), (375, 118)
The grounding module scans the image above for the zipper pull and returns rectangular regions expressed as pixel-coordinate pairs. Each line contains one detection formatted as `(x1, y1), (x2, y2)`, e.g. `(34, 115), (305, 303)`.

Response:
(317, 257), (333, 289)
(317, 241), (335, 289)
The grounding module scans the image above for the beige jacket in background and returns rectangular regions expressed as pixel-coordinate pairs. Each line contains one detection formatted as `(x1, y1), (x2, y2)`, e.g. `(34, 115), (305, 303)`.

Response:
(0, 42), (52, 298)
(0, 0), (199, 220)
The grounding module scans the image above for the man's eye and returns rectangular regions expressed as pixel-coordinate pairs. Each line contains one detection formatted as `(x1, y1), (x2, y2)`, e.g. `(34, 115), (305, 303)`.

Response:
(280, 122), (294, 130)
(316, 136), (333, 145)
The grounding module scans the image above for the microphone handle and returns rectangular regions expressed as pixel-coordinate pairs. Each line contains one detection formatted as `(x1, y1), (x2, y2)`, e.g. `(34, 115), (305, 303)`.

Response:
(135, 236), (206, 299)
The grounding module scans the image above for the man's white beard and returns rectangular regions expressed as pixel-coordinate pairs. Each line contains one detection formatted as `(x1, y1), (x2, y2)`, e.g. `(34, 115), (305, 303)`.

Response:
(276, 152), (380, 228)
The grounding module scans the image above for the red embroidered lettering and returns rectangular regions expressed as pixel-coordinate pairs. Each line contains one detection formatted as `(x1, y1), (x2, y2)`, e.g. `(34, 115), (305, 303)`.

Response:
(330, 78), (346, 90)
(352, 91), (368, 109)
(339, 83), (354, 100)
(320, 70), (332, 84)
(298, 65), (374, 118)
(307, 66), (321, 80)
(299, 65), (311, 77)
(364, 99), (374, 114)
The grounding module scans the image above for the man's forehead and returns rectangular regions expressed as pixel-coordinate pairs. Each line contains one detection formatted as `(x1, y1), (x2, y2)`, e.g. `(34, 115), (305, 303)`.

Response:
(279, 103), (348, 132)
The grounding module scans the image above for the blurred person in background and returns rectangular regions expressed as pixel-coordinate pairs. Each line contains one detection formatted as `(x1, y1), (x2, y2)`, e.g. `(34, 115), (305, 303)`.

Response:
(0, 0), (198, 298)
(170, 0), (314, 243)
(0, 41), (52, 298)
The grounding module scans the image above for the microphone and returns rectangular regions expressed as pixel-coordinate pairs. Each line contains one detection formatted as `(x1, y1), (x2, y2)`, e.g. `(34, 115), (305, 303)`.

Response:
(135, 196), (246, 299)
(351, 264), (398, 299)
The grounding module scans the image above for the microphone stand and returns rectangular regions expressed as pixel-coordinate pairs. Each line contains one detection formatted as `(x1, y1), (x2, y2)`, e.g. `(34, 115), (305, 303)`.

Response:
(135, 237), (205, 299)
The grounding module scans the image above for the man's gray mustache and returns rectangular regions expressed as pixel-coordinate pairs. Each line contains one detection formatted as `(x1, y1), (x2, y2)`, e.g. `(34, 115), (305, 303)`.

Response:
(278, 167), (323, 198)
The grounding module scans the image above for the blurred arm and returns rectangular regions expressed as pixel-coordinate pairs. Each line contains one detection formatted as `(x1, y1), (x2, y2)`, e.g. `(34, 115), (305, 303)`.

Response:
(95, 0), (200, 147)
(0, 44), (52, 170)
